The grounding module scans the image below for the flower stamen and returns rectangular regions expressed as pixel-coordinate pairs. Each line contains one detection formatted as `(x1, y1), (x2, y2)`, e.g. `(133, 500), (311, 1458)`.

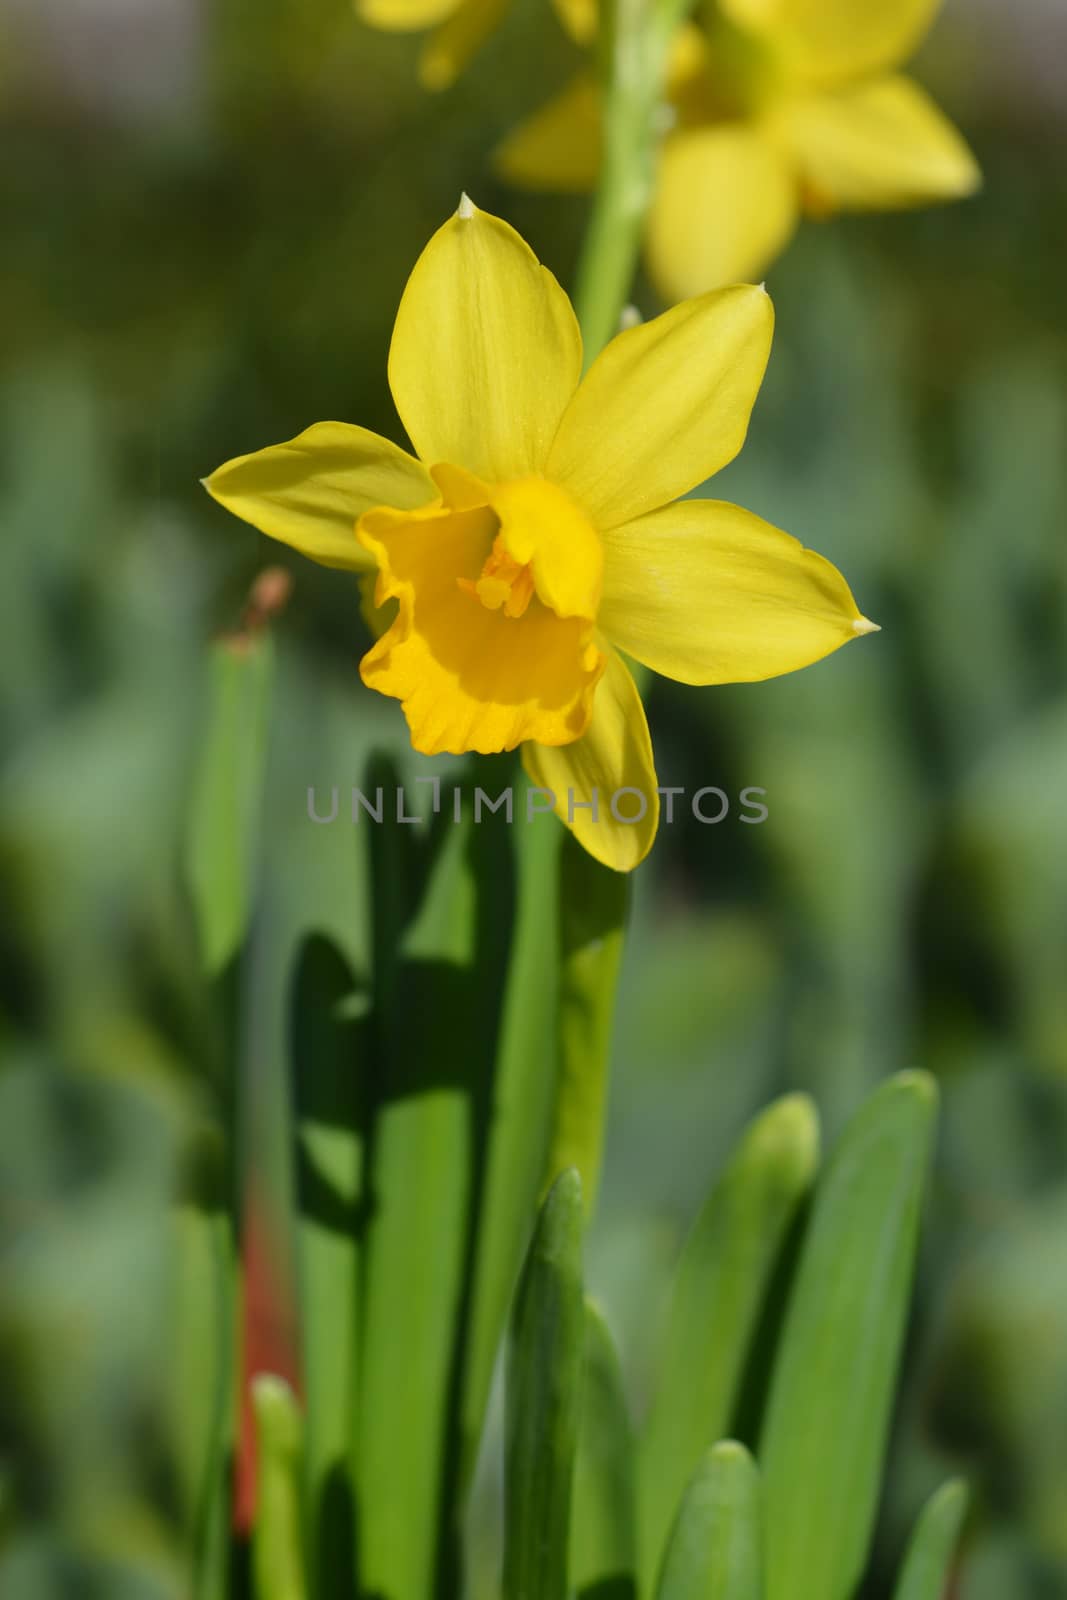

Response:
(458, 535), (536, 618)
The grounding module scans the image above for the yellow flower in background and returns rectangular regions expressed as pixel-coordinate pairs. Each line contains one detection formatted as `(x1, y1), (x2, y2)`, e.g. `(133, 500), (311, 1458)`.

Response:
(357, 0), (505, 89)
(204, 201), (876, 871)
(498, 0), (981, 299)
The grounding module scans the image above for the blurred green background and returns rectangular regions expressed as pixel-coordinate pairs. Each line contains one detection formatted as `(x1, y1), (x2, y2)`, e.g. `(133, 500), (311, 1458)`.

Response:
(2, 0), (1067, 1595)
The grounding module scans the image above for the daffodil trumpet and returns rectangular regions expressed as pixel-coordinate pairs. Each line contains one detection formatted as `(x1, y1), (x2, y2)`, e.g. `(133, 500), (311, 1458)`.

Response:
(204, 199), (876, 871)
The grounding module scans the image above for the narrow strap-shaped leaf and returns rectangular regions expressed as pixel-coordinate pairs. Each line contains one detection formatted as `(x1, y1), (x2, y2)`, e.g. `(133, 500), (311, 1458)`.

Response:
(184, 626), (274, 979)
(656, 1443), (763, 1600)
(356, 800), (513, 1600)
(356, 817), (479, 1600)
(172, 1204), (235, 1600)
(252, 1375), (308, 1600)
(892, 1480), (968, 1600)
(760, 1072), (938, 1600)
(504, 1168), (585, 1600)
(639, 1095), (819, 1593)
(288, 934), (366, 1592)
(544, 832), (629, 1214)
(571, 1299), (637, 1600)
(457, 799), (562, 1496)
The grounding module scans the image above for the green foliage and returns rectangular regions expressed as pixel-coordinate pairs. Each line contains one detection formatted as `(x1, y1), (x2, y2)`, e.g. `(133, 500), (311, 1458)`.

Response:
(251, 1376), (307, 1600)
(637, 1094), (817, 1592)
(173, 1205), (236, 1600)
(356, 808), (506, 1600)
(655, 1444), (763, 1600)
(490, 1079), (952, 1600)
(892, 1480), (969, 1600)
(185, 633), (275, 980)
(504, 1168), (586, 1600)
(287, 935), (365, 1591)
(759, 1074), (937, 1600)
(570, 1300), (637, 1600)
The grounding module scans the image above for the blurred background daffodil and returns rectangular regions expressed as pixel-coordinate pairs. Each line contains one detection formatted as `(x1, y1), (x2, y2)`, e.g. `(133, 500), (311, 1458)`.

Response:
(356, 0), (507, 89)
(498, 0), (981, 297)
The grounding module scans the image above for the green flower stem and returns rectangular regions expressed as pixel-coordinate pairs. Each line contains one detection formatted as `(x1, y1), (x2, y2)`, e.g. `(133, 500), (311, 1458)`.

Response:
(545, 832), (628, 1213)
(549, 0), (692, 1214)
(572, 0), (691, 362)
(457, 793), (564, 1498)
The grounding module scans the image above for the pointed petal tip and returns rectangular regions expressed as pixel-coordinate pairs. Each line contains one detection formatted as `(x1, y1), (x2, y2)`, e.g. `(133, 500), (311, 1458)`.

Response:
(854, 615), (881, 636)
(456, 191), (475, 219)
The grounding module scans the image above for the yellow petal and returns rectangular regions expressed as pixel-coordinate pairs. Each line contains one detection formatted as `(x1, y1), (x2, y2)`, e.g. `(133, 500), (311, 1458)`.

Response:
(419, 0), (506, 89)
(388, 198), (583, 483)
(522, 647), (659, 872)
(202, 422), (434, 571)
(645, 125), (799, 301)
(546, 285), (773, 529)
(494, 75), (602, 192)
(431, 461), (491, 510)
(599, 497), (876, 684)
(772, 75), (981, 212)
(720, 0), (943, 87)
(358, 0), (458, 30)
(358, 503), (604, 755)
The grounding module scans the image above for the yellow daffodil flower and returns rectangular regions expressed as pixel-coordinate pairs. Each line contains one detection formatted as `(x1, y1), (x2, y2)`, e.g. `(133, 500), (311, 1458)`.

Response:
(357, 0), (505, 88)
(498, 0), (981, 299)
(203, 200), (876, 871)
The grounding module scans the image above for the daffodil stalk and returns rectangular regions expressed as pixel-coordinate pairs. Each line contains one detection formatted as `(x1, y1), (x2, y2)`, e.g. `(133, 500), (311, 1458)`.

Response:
(542, 830), (627, 1212)
(573, 0), (694, 357)
(558, 0), (694, 1211)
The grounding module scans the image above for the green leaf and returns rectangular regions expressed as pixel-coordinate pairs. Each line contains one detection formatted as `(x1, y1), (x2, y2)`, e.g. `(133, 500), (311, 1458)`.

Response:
(655, 1443), (763, 1600)
(184, 631), (274, 977)
(759, 1072), (938, 1600)
(172, 1205), (235, 1600)
(638, 1095), (819, 1593)
(892, 1480), (968, 1600)
(504, 1168), (586, 1600)
(355, 794), (515, 1600)
(288, 934), (366, 1592)
(571, 1300), (637, 1600)
(456, 798), (563, 1497)
(545, 832), (629, 1212)
(252, 1375), (308, 1600)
